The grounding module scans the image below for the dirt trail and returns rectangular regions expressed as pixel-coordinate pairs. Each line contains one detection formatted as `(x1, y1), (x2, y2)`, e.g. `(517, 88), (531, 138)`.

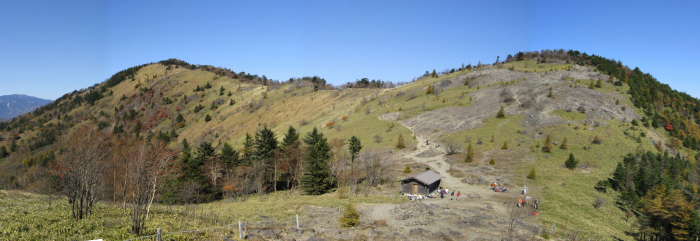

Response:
(396, 127), (512, 209)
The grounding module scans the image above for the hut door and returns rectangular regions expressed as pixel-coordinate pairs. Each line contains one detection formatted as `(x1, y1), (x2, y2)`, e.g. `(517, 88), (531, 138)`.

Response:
(412, 184), (418, 194)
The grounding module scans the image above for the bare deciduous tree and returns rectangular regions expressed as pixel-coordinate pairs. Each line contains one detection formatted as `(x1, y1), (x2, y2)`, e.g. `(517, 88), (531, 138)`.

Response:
(123, 140), (177, 235)
(444, 140), (461, 155)
(506, 204), (530, 239)
(358, 150), (394, 197)
(55, 125), (112, 220)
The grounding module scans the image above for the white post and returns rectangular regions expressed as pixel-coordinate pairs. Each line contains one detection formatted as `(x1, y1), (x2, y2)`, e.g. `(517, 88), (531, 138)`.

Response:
(157, 228), (162, 241)
(238, 221), (242, 239)
(296, 214), (299, 229)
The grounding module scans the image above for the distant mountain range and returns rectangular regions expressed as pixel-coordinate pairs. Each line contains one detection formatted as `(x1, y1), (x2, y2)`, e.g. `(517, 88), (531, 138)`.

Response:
(0, 94), (52, 120)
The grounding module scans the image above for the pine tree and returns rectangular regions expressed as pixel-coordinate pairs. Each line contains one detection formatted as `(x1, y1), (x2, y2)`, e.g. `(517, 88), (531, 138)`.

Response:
(204, 114), (212, 122)
(255, 126), (279, 186)
(403, 164), (411, 173)
(588, 80), (595, 89)
(396, 133), (406, 149)
(431, 69), (437, 78)
(559, 137), (568, 150)
(542, 134), (553, 153)
(301, 127), (334, 195)
(595, 79), (603, 88)
(338, 203), (360, 227)
(348, 136), (362, 162)
(565, 153), (578, 170)
(527, 168), (537, 179)
(219, 143), (240, 168)
(502, 141), (508, 149)
(0, 146), (7, 158)
(242, 133), (254, 165)
(496, 105), (506, 118)
(465, 143), (474, 162)
(282, 126), (300, 148)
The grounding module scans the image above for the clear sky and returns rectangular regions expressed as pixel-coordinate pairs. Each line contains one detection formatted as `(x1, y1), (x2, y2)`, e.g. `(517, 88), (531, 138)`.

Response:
(1, 1), (699, 100)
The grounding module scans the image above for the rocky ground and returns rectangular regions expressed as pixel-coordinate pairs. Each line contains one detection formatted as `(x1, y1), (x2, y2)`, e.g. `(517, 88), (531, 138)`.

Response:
(402, 66), (636, 139)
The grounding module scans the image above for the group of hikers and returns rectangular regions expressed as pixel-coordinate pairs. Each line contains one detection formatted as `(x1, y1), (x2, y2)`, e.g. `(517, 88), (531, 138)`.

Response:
(437, 188), (460, 200)
(490, 182), (508, 192)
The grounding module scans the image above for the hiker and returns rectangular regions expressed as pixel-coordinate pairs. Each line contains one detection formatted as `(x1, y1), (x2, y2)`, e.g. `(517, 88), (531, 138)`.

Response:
(534, 199), (539, 209)
(523, 185), (527, 195)
(450, 190), (455, 200)
(426, 140), (429, 145)
(518, 198), (523, 208)
(502, 186), (508, 193)
(456, 191), (461, 201)
(440, 191), (444, 199)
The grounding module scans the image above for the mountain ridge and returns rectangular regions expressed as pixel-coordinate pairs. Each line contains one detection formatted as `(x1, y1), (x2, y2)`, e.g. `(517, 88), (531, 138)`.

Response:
(0, 94), (52, 120)
(1, 50), (699, 240)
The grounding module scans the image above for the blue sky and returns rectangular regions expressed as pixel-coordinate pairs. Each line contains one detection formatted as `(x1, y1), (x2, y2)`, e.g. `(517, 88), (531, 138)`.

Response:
(1, 1), (699, 100)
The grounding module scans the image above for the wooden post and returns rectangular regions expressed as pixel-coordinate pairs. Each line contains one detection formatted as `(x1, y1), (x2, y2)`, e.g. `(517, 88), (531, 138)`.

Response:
(156, 228), (162, 241)
(239, 221), (242, 239)
(296, 214), (299, 229)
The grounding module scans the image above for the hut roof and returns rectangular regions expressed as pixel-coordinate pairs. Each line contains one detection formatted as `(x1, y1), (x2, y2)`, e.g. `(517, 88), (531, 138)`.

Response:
(401, 171), (442, 185)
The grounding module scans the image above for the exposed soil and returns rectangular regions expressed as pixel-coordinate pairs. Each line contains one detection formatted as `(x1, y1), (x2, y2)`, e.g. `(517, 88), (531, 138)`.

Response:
(402, 67), (638, 139)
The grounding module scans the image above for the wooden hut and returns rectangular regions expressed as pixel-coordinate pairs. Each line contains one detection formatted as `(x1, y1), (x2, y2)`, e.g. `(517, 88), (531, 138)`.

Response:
(400, 171), (442, 195)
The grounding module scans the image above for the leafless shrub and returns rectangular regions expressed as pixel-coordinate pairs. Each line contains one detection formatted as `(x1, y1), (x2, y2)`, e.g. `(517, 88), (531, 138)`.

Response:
(506, 204), (529, 239)
(444, 140), (461, 155)
(55, 125), (112, 220)
(593, 196), (606, 209)
(374, 134), (382, 143)
(358, 150), (395, 196)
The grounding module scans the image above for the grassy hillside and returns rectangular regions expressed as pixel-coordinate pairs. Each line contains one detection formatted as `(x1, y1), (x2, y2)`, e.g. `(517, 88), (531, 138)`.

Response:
(1, 51), (699, 240)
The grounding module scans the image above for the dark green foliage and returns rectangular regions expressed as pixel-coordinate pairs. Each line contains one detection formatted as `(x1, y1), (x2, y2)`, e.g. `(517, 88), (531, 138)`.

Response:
(133, 121), (142, 137)
(242, 133), (254, 165)
(348, 136), (362, 162)
(631, 119), (639, 126)
(204, 114), (212, 122)
(254, 126), (279, 162)
(0, 146), (8, 158)
(301, 127), (334, 195)
(219, 142), (240, 168)
(496, 105), (505, 118)
(97, 121), (109, 130)
(565, 153), (578, 170)
(282, 126), (300, 148)
(112, 124), (124, 134)
(176, 113), (184, 123)
(194, 104), (204, 113)
(105, 64), (146, 88)
(204, 82), (212, 89)
(219, 86), (225, 96)
(229, 99), (235, 106)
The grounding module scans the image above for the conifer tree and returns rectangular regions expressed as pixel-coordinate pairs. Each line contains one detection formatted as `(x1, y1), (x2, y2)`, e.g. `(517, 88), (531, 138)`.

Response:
(219, 142), (240, 168)
(565, 153), (578, 170)
(588, 80), (595, 89)
(282, 126), (300, 148)
(542, 134), (553, 153)
(242, 133), (254, 165)
(301, 127), (334, 195)
(496, 105), (506, 118)
(348, 136), (362, 162)
(465, 143), (474, 162)
(527, 168), (537, 179)
(338, 203), (360, 227)
(403, 164), (411, 173)
(0, 146), (7, 158)
(560, 137), (568, 150)
(431, 69), (437, 78)
(502, 141), (508, 149)
(396, 133), (406, 149)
